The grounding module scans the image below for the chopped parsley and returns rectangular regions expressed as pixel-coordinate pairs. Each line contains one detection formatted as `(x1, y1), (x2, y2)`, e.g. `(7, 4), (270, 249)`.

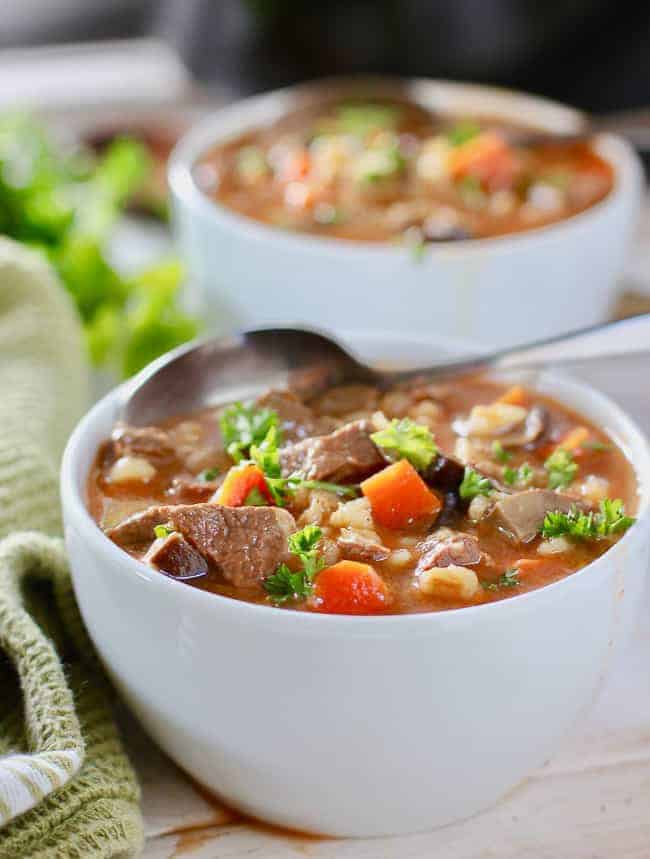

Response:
(198, 467), (220, 482)
(220, 402), (280, 463)
(503, 462), (533, 487)
(336, 103), (398, 137)
(244, 487), (268, 506)
(371, 418), (437, 471)
(482, 568), (520, 591)
(540, 499), (635, 541)
(153, 523), (174, 539)
(263, 525), (325, 604)
(459, 467), (494, 501)
(492, 441), (512, 464)
(544, 448), (578, 490)
(447, 121), (481, 147)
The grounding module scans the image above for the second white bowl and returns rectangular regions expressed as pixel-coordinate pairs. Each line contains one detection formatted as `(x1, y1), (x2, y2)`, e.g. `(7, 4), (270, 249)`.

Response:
(169, 79), (643, 348)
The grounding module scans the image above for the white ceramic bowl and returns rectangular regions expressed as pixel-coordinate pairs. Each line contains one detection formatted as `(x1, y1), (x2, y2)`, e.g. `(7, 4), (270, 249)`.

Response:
(61, 332), (650, 838)
(169, 79), (643, 348)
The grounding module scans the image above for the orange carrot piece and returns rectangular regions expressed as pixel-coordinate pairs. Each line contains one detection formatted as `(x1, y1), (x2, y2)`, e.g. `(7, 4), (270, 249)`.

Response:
(214, 464), (272, 507)
(556, 426), (590, 454)
(497, 385), (528, 407)
(361, 459), (442, 530)
(312, 561), (389, 615)
(449, 131), (518, 190)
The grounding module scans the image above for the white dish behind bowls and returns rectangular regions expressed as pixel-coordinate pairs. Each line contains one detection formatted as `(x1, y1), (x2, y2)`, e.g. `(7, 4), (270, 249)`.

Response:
(61, 332), (650, 838)
(169, 79), (643, 349)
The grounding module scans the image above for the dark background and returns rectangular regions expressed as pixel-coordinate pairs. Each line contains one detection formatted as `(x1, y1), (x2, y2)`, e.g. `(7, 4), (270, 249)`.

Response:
(6, 0), (650, 114)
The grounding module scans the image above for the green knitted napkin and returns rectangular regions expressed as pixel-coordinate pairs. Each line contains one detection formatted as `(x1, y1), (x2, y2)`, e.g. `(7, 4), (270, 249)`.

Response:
(0, 238), (143, 858)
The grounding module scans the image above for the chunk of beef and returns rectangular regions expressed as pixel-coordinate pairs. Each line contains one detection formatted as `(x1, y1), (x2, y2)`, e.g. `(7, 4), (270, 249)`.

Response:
(491, 489), (581, 543)
(145, 532), (208, 580)
(111, 424), (177, 464)
(167, 476), (223, 504)
(107, 505), (173, 546)
(256, 390), (337, 442)
(416, 530), (482, 574)
(280, 420), (384, 482)
(108, 503), (296, 588)
(337, 528), (390, 563)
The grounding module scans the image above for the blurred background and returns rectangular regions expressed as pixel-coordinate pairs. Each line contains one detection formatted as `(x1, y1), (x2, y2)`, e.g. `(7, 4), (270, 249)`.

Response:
(1, 0), (649, 385)
(4, 0), (650, 111)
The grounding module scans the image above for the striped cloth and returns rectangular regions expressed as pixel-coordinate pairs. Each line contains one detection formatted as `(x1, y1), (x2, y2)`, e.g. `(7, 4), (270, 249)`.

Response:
(0, 239), (143, 858)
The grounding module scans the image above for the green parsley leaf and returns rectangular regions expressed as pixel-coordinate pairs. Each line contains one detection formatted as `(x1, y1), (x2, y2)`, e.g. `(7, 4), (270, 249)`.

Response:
(482, 568), (520, 591)
(263, 525), (325, 604)
(447, 121), (481, 147)
(503, 462), (533, 487)
(244, 487), (268, 506)
(540, 499), (635, 541)
(492, 441), (512, 464)
(459, 467), (494, 501)
(153, 523), (174, 539)
(371, 418), (437, 471)
(198, 467), (220, 482)
(287, 477), (359, 498)
(544, 448), (578, 490)
(336, 103), (398, 137)
(220, 403), (280, 463)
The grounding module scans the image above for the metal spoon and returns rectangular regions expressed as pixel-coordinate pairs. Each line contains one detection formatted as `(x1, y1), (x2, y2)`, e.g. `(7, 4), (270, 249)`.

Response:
(121, 313), (650, 426)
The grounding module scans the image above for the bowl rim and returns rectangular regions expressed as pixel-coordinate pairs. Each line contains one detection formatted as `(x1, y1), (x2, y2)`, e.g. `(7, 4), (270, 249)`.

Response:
(61, 328), (650, 632)
(168, 75), (643, 258)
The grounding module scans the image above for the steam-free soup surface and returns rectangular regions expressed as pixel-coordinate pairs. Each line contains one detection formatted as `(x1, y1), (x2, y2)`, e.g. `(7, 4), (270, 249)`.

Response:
(195, 98), (614, 245)
(89, 376), (637, 615)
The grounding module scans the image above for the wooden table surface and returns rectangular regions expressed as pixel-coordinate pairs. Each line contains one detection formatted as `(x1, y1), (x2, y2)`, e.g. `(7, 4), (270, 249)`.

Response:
(132, 202), (650, 858)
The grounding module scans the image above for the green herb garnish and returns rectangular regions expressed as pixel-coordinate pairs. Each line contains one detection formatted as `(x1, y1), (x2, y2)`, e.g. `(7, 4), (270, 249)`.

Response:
(220, 403), (280, 463)
(459, 466), (494, 501)
(0, 114), (199, 376)
(503, 462), (533, 487)
(336, 103), (398, 137)
(153, 523), (174, 539)
(357, 145), (405, 183)
(540, 499), (635, 541)
(244, 487), (268, 506)
(482, 568), (520, 591)
(371, 418), (437, 471)
(447, 121), (481, 147)
(544, 448), (578, 490)
(492, 441), (512, 464)
(583, 440), (611, 452)
(263, 525), (325, 604)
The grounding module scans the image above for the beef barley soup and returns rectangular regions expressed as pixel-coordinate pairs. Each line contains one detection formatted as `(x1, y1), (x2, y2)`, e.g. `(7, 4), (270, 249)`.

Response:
(88, 376), (637, 615)
(195, 97), (614, 245)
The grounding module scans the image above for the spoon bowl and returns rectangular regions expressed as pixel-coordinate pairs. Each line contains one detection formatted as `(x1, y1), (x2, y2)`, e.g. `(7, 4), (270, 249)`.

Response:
(122, 314), (650, 426)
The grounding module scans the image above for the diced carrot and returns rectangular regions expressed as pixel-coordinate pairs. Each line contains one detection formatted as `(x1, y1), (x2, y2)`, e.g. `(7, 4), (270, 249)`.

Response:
(214, 464), (273, 507)
(361, 459), (442, 530)
(312, 561), (390, 615)
(497, 385), (528, 407)
(556, 426), (590, 455)
(449, 131), (519, 190)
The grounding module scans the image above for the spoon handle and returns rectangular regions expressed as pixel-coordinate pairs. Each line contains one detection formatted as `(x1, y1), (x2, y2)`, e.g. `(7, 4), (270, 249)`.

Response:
(386, 313), (650, 384)
(492, 313), (650, 371)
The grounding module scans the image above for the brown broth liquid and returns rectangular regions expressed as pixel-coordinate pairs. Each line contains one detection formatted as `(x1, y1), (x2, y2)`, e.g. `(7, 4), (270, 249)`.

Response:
(195, 98), (614, 243)
(88, 377), (637, 614)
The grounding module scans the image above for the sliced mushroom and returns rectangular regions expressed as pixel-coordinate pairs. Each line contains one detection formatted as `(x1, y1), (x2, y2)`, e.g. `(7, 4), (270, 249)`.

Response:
(499, 406), (548, 447)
